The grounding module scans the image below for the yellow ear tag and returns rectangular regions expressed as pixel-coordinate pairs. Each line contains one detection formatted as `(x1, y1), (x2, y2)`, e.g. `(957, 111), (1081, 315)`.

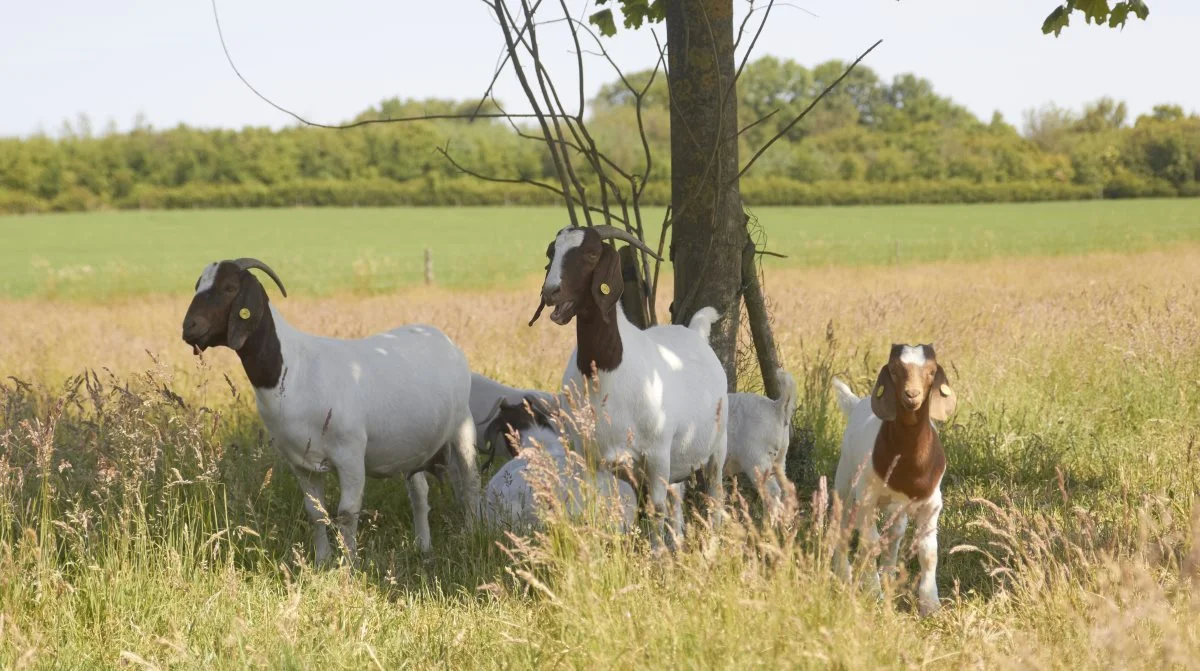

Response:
(239, 308), (251, 320)
(874, 385), (884, 398)
(940, 383), (953, 397)
(599, 283), (611, 295)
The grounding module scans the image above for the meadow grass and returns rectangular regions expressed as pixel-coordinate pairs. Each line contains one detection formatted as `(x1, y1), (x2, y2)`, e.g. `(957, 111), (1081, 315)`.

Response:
(2, 199), (1200, 299)
(1, 240), (1198, 668)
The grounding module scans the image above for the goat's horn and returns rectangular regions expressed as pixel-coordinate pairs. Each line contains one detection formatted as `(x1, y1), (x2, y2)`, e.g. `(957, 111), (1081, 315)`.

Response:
(591, 225), (663, 261)
(233, 258), (288, 298)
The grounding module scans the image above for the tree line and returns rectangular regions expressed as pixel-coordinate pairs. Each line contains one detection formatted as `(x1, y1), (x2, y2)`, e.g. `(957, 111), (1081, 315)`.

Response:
(2, 57), (1197, 215)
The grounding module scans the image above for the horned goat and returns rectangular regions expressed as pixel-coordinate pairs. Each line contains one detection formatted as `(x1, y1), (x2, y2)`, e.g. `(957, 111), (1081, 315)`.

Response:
(181, 258), (480, 563)
(530, 225), (729, 548)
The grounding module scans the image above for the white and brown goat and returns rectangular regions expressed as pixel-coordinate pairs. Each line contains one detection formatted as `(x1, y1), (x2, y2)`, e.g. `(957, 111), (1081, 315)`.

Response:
(831, 344), (957, 616)
(181, 258), (480, 563)
(529, 225), (729, 549)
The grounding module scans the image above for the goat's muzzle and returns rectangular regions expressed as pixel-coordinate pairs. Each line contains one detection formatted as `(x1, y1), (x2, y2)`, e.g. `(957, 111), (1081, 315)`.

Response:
(182, 317), (212, 356)
(541, 286), (576, 325)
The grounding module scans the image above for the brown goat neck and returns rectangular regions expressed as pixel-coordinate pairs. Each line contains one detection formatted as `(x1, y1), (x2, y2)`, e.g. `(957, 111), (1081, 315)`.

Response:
(872, 403), (945, 501)
(574, 292), (623, 378)
(237, 307), (284, 390)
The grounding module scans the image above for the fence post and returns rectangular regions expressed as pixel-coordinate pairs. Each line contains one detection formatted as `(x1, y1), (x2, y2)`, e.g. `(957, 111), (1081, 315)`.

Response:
(424, 248), (434, 286)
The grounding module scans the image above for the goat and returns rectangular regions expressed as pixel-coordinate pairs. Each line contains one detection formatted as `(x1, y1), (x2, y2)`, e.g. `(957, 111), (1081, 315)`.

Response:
(530, 225), (729, 548)
(480, 396), (637, 531)
(181, 258), (480, 563)
(831, 344), (957, 616)
(726, 367), (799, 518)
(469, 372), (558, 467)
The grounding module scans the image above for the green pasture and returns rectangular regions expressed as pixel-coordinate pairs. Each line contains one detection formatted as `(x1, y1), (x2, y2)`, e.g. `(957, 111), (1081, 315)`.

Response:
(2, 199), (1198, 299)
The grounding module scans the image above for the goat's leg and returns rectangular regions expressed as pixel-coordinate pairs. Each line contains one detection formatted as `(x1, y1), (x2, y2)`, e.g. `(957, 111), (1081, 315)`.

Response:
(644, 456), (671, 552)
(446, 416), (482, 526)
(702, 449), (726, 530)
(668, 482), (686, 547)
(290, 465), (331, 566)
(879, 505), (908, 591)
(913, 495), (943, 616)
(330, 448), (367, 568)
(407, 471), (433, 553)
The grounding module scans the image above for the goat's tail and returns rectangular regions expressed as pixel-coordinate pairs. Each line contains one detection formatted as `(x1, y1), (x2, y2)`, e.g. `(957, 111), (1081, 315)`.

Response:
(687, 307), (720, 342)
(831, 377), (860, 418)
(773, 367), (798, 420)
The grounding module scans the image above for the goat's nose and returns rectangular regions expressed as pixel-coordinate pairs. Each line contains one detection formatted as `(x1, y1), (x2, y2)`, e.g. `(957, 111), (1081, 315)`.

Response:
(541, 284), (560, 302)
(905, 388), (921, 399)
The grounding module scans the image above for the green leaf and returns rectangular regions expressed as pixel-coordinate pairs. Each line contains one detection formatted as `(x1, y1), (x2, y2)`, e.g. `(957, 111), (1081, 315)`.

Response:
(589, 9), (617, 37)
(1042, 5), (1071, 36)
(1107, 4), (1129, 27)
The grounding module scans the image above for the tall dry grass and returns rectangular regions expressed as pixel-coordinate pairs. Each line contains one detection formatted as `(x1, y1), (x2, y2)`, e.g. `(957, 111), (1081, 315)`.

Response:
(0, 247), (1198, 667)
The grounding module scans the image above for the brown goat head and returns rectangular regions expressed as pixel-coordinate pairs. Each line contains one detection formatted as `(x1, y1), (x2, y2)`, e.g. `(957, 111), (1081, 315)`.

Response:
(530, 225), (661, 327)
(871, 344), (956, 423)
(482, 394), (558, 458)
(181, 258), (287, 354)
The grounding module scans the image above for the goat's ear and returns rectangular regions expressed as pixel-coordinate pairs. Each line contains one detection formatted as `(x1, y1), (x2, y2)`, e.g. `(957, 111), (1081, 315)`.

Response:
(479, 397), (504, 428)
(524, 393), (556, 428)
(591, 244), (624, 322)
(928, 364), (957, 422)
(870, 365), (897, 422)
(227, 276), (267, 351)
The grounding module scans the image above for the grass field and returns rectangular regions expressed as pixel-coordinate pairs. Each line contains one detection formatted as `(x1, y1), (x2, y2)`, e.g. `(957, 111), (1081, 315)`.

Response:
(2, 199), (1200, 299)
(2, 202), (1200, 668)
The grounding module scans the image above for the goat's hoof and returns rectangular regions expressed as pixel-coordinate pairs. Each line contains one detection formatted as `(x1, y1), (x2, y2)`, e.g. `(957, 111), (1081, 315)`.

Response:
(918, 600), (941, 617)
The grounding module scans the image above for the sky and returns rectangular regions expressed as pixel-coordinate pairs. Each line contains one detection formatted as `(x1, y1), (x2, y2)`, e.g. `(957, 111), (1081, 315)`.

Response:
(2, 1), (1197, 138)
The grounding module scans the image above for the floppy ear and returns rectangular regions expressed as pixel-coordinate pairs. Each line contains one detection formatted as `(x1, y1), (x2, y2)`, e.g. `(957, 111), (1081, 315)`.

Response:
(479, 397), (504, 429)
(870, 365), (897, 422)
(591, 244), (624, 323)
(227, 276), (267, 351)
(524, 393), (556, 428)
(928, 364), (957, 422)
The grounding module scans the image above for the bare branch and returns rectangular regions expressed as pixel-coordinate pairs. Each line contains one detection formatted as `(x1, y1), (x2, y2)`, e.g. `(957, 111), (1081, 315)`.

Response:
(493, 0), (579, 226)
(737, 109), (780, 138)
(211, 0), (565, 129)
(736, 39), (883, 183)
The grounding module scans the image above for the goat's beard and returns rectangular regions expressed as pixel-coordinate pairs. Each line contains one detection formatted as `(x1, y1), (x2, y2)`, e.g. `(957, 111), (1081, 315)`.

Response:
(549, 300), (576, 325)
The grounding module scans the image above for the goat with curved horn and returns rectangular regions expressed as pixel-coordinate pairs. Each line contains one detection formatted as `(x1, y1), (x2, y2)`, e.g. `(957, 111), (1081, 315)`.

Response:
(591, 225), (663, 261)
(233, 257), (288, 297)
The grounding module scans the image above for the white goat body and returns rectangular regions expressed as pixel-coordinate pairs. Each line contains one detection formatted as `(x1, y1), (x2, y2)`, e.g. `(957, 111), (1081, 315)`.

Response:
(831, 377), (944, 616)
(255, 307), (479, 559)
(725, 367), (798, 514)
(482, 425), (637, 532)
(560, 306), (728, 543)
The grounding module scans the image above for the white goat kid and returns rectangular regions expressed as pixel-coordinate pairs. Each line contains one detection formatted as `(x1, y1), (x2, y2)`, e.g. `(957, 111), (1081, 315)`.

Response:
(181, 258), (480, 564)
(480, 396), (637, 531)
(726, 367), (799, 518)
(831, 344), (957, 616)
(530, 225), (729, 549)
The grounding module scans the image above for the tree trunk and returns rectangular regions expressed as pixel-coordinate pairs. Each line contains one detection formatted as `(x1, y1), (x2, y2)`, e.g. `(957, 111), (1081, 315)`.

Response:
(741, 240), (782, 399)
(666, 0), (746, 392)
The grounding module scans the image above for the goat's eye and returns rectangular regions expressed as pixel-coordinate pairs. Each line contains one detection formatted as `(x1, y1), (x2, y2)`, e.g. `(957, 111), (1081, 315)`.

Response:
(223, 285), (238, 294)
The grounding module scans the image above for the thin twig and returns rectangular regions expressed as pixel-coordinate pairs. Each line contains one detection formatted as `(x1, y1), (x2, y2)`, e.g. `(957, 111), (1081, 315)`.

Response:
(211, 0), (562, 128)
(737, 39), (883, 182)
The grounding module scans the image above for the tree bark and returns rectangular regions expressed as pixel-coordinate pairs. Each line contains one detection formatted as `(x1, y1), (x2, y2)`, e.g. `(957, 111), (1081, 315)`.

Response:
(741, 240), (782, 399)
(666, 0), (746, 391)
